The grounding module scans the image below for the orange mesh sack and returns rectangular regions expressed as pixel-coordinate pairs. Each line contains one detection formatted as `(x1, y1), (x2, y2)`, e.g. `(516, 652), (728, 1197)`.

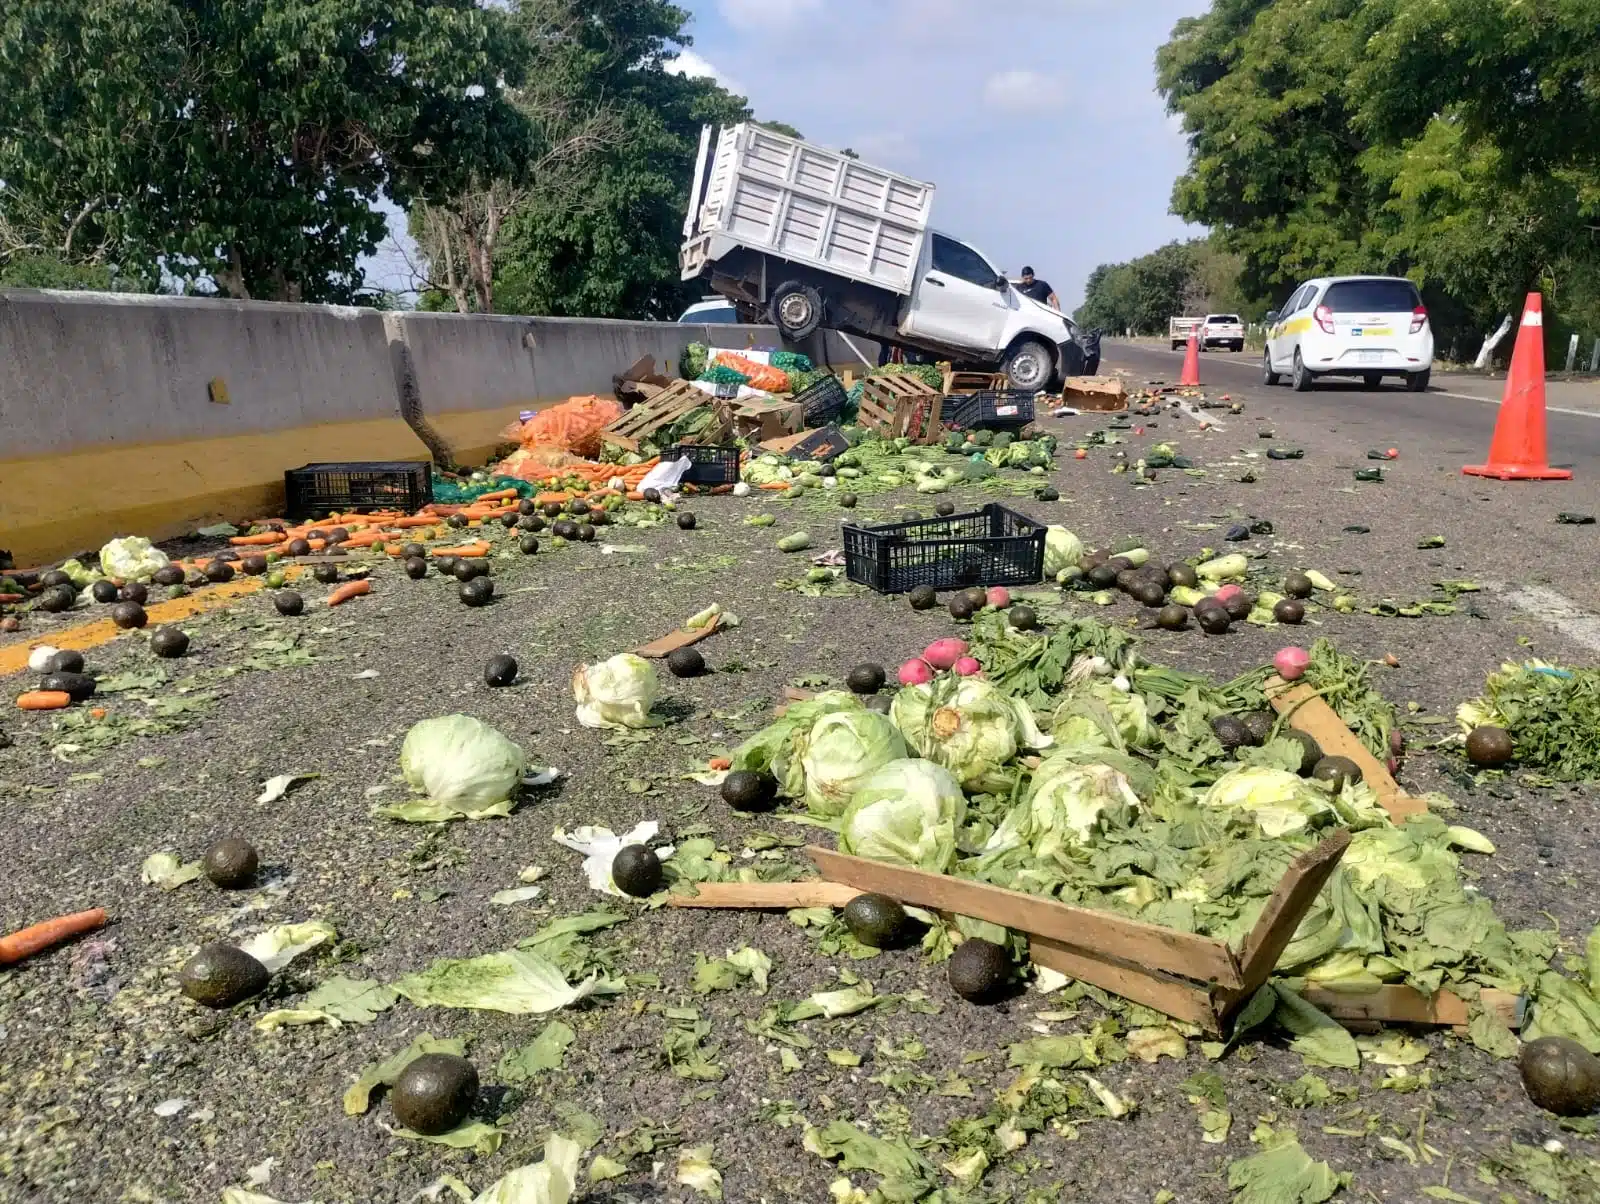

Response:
(510, 396), (624, 457)
(712, 353), (790, 394)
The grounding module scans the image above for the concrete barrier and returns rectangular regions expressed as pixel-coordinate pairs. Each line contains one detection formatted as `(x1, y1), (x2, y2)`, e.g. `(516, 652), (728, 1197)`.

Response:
(0, 288), (879, 567)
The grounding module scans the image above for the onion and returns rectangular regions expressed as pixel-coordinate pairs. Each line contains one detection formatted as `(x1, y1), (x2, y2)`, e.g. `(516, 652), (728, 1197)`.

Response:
(953, 656), (982, 677)
(1274, 646), (1310, 682)
(922, 638), (969, 671)
(898, 658), (934, 686)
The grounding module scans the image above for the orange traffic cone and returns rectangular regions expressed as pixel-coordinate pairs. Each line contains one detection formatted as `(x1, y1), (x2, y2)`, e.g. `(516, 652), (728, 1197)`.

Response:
(1179, 334), (1201, 387)
(1463, 292), (1572, 481)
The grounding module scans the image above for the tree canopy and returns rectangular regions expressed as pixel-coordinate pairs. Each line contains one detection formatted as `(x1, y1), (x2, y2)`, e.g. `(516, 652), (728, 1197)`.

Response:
(1075, 239), (1250, 335)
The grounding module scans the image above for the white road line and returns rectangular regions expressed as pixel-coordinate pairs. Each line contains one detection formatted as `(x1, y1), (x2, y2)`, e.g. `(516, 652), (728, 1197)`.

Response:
(1435, 390), (1600, 420)
(1493, 582), (1600, 654)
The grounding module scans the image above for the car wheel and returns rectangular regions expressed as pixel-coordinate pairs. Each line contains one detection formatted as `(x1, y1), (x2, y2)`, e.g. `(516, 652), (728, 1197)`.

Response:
(1291, 350), (1314, 392)
(1261, 348), (1280, 387)
(1406, 368), (1431, 392)
(1362, 373), (1382, 390)
(1172, 342), (1182, 352)
(1233, 341), (1245, 353)
(768, 280), (823, 341)
(1003, 338), (1055, 392)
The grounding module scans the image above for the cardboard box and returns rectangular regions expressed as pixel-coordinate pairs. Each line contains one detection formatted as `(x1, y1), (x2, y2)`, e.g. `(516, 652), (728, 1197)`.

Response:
(731, 399), (803, 442)
(1062, 376), (1128, 412)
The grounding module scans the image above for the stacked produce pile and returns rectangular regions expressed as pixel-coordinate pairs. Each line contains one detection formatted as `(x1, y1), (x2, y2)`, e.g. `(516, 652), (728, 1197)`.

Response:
(741, 429), (1058, 500)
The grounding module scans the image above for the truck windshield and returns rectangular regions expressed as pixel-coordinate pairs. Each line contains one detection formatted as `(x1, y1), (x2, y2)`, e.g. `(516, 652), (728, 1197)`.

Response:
(931, 234), (997, 287)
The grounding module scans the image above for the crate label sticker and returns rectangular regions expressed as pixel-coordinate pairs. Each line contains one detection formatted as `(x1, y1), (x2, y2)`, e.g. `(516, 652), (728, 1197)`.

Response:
(996, 405), (1019, 416)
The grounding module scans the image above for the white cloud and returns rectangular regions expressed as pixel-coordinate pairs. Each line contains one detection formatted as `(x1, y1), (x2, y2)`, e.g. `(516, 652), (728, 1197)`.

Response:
(982, 69), (1068, 114)
(665, 50), (747, 98)
(719, 0), (824, 32)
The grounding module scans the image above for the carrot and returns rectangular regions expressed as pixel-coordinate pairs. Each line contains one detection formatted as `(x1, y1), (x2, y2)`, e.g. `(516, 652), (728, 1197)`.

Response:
(0, 907), (108, 966)
(474, 488), (519, 504)
(430, 542), (491, 559)
(758, 481), (791, 491)
(390, 515), (443, 529)
(710, 484), (734, 495)
(340, 531), (389, 549)
(327, 580), (372, 607)
(16, 691), (72, 711)
(229, 532), (287, 547)
(626, 490), (645, 502)
(89, 707), (107, 721)
(535, 492), (571, 506)
(0, 593), (24, 604)
(708, 756), (733, 772)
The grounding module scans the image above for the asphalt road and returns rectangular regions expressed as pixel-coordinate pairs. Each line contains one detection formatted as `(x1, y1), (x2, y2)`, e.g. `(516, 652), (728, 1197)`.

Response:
(1102, 340), (1600, 472)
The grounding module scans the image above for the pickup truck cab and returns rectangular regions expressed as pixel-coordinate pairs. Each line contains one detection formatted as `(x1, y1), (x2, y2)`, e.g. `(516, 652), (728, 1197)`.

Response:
(1202, 314), (1245, 352)
(1169, 316), (1202, 350)
(680, 123), (1084, 391)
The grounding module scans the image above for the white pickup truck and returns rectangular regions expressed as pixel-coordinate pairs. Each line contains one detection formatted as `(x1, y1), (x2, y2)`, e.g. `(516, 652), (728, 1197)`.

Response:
(680, 123), (1086, 392)
(1169, 314), (1245, 352)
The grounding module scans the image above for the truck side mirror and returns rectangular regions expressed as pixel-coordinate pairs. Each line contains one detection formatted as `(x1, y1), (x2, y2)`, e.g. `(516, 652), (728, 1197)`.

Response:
(1264, 310), (1279, 323)
(994, 275), (1010, 291)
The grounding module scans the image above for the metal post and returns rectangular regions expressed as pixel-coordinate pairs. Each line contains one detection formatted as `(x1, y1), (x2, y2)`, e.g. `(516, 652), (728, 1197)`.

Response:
(1566, 333), (1580, 373)
(1590, 337), (1599, 374)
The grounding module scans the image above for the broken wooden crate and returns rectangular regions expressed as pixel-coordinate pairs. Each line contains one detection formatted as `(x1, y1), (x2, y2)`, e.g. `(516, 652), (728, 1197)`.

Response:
(601, 381), (728, 453)
(857, 375), (944, 445)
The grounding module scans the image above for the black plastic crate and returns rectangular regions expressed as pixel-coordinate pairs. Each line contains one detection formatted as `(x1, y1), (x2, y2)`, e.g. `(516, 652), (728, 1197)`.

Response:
(943, 390), (1037, 431)
(664, 443), (741, 486)
(284, 461), (431, 520)
(784, 425), (850, 463)
(842, 503), (1045, 594)
(794, 374), (848, 426)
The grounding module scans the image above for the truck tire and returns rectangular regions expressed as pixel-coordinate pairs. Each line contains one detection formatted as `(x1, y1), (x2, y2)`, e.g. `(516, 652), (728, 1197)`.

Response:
(769, 281), (823, 341)
(1003, 338), (1055, 392)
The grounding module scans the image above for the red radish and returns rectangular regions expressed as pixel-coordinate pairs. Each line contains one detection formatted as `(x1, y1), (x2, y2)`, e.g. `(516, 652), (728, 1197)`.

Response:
(1386, 757), (1400, 776)
(1214, 584), (1244, 605)
(953, 656), (982, 677)
(985, 587), (1010, 609)
(1074, 449), (1087, 460)
(922, 638), (969, 671)
(898, 658), (934, 686)
(1274, 646), (1310, 681)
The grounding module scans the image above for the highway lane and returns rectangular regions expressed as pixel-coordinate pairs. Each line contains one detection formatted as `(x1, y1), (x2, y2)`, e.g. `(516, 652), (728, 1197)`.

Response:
(1100, 340), (1600, 471)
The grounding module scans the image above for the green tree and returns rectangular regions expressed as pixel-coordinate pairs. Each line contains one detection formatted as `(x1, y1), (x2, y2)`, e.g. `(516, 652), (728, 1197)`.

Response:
(1, 0), (530, 301)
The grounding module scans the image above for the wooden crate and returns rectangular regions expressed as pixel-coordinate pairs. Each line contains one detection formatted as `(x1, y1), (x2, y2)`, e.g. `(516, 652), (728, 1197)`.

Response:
(601, 381), (727, 452)
(943, 369), (1008, 395)
(857, 375), (944, 444)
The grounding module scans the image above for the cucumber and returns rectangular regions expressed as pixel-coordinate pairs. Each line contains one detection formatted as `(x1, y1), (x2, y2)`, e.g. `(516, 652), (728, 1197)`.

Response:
(806, 568), (833, 584)
(836, 467), (862, 479)
(777, 532), (812, 553)
(745, 514), (776, 528)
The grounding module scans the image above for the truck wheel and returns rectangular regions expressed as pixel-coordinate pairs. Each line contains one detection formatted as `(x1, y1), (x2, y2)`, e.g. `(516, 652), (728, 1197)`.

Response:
(768, 281), (823, 341)
(1003, 338), (1055, 392)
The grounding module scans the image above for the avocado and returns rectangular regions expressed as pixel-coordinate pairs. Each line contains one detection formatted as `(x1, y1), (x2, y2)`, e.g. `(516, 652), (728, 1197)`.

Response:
(935, 501), (955, 517)
(204, 561), (235, 584)
(1105, 557), (1133, 574)
(568, 499), (591, 517)
(642, 488), (661, 504)
(41, 672), (96, 701)
(110, 601), (148, 630)
(847, 663), (887, 695)
(518, 498), (537, 516)
(179, 942), (269, 1007)
(435, 556), (459, 576)
(1222, 591), (1254, 620)
(948, 593), (978, 621)
(153, 565), (186, 587)
(611, 844), (664, 897)
(1311, 755), (1362, 790)
(1212, 715), (1252, 751)
(588, 510), (610, 527)
(842, 893), (907, 949)
(552, 520), (580, 540)
(909, 585), (937, 611)
(948, 937), (1011, 1003)
(1519, 1036), (1600, 1116)
(150, 626), (190, 659)
(448, 513), (471, 528)
(405, 556), (429, 579)
(484, 654), (518, 688)
(452, 559), (483, 582)
(1087, 564), (1119, 590)
(517, 515), (540, 532)
(393, 1053), (479, 1136)
(1168, 563), (1199, 589)
(1197, 606), (1231, 635)
(285, 538), (312, 557)
(313, 563), (340, 585)
(185, 569), (208, 588)
(963, 587), (989, 610)
(459, 578), (494, 608)
(722, 769), (778, 812)
(1465, 726), (1514, 767)
(666, 647), (705, 678)
(306, 529), (329, 542)
(1274, 599), (1306, 625)
(1134, 581), (1167, 609)
(576, 523), (596, 542)
(838, 493), (858, 509)
(91, 580), (120, 604)
(500, 512), (519, 528)
(36, 586), (75, 613)
(1156, 605), (1189, 631)
(203, 836), (260, 888)
(273, 591), (304, 617)
(402, 543), (426, 559)
(1285, 729), (1323, 775)
(1037, 486), (1059, 502)
(518, 535), (540, 555)
(326, 527), (349, 545)
(677, 512), (697, 531)
(48, 649), (85, 674)
(239, 554), (267, 576)
(40, 570), (73, 589)
(1283, 573), (1314, 599)
(1240, 711), (1276, 745)
(1009, 605), (1039, 631)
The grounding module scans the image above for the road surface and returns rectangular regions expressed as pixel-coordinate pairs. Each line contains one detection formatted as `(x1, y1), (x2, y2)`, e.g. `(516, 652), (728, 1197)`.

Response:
(1101, 340), (1600, 470)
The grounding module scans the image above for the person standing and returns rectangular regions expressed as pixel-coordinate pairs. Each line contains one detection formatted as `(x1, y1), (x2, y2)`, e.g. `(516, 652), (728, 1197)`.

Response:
(1016, 266), (1059, 310)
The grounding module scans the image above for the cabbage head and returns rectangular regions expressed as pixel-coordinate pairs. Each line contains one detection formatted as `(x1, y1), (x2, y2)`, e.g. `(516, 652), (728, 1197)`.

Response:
(572, 653), (658, 730)
(400, 715), (528, 812)
(730, 692), (862, 799)
(892, 678), (1051, 788)
(1052, 681), (1152, 751)
(990, 755), (1141, 860)
(798, 709), (908, 817)
(838, 759), (965, 872)
(1043, 527), (1084, 578)
(1200, 766), (1336, 837)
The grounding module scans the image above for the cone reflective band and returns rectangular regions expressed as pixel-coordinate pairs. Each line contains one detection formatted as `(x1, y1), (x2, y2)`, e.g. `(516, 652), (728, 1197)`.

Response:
(1463, 292), (1572, 481)
(1180, 334), (1201, 387)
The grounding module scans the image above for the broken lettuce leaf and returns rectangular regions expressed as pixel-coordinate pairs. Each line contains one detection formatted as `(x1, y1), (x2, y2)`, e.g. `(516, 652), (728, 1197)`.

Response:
(1526, 970), (1600, 1053)
(255, 977), (397, 1031)
(470, 1134), (583, 1204)
(804, 1120), (938, 1203)
(552, 822), (676, 896)
(1273, 985), (1360, 1069)
(1228, 1130), (1349, 1204)
(344, 1033), (466, 1115)
(498, 1021), (576, 1082)
(396, 1120), (506, 1155)
(238, 920), (337, 973)
(141, 851), (203, 891)
(693, 946), (772, 995)
(394, 949), (601, 1015)
(676, 1145), (723, 1199)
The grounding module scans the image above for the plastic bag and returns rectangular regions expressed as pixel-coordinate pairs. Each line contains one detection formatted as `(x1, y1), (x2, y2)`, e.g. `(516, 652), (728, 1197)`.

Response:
(99, 536), (171, 582)
(712, 353), (790, 394)
(505, 396), (624, 458)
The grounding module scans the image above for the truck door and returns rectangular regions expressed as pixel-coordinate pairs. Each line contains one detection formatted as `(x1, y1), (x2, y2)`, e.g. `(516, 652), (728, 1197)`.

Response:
(903, 234), (1011, 351)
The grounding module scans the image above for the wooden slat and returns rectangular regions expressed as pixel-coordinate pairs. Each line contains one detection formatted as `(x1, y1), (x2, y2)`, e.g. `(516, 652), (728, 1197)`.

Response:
(806, 845), (1243, 989)
(666, 880), (861, 909)
(633, 616), (720, 659)
(1029, 937), (1224, 1034)
(1302, 985), (1523, 1030)
(1232, 831), (1351, 994)
(1265, 677), (1426, 821)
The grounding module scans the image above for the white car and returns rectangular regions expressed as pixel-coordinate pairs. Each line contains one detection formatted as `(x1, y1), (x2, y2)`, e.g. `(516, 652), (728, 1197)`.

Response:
(677, 296), (740, 324)
(1262, 276), (1434, 392)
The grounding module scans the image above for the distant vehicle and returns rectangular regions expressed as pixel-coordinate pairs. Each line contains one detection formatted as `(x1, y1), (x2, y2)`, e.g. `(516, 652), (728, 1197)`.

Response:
(680, 122), (1086, 391)
(677, 297), (739, 324)
(1201, 313), (1245, 352)
(1262, 276), (1433, 392)
(1168, 316), (1203, 350)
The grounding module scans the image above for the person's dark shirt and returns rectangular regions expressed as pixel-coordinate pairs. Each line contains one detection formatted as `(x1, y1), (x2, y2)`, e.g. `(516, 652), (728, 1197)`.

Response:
(1017, 278), (1054, 304)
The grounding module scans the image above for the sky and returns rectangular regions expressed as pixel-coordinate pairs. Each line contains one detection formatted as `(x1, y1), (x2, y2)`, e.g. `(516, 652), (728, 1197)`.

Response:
(366, 0), (1208, 313)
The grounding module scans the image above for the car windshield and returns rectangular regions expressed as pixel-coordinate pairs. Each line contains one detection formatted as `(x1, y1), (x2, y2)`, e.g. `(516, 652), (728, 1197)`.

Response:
(1321, 280), (1420, 314)
(1207, 315), (1240, 323)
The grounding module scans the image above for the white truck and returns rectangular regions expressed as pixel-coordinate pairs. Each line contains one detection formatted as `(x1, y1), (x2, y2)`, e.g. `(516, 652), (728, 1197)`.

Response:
(680, 123), (1086, 392)
(1168, 316), (1203, 350)
(1168, 314), (1245, 352)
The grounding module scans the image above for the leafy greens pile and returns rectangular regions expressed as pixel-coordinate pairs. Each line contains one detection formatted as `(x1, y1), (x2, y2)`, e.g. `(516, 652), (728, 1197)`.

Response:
(1459, 659), (1600, 782)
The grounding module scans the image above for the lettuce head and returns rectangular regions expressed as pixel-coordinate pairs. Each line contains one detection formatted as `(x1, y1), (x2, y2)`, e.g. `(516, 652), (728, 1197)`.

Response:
(892, 678), (1050, 789)
(572, 653), (658, 729)
(798, 708), (908, 817)
(399, 715), (528, 814)
(838, 758), (966, 872)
